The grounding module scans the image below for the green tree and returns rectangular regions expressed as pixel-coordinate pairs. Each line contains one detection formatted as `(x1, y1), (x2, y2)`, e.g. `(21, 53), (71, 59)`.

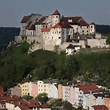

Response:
(35, 93), (48, 104)
(22, 95), (33, 100)
(106, 33), (110, 45)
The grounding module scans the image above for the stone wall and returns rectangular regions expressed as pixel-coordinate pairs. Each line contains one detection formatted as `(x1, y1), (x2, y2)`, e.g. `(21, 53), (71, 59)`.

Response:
(87, 39), (107, 48)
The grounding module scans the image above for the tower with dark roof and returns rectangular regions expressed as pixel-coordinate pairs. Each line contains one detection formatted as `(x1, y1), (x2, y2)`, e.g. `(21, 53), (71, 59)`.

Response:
(51, 10), (61, 26)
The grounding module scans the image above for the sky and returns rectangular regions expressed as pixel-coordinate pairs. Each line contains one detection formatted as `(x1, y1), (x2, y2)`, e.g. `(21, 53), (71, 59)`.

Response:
(0, 0), (110, 27)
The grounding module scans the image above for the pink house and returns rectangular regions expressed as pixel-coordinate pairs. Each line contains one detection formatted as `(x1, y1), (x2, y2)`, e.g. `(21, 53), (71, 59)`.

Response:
(30, 82), (37, 98)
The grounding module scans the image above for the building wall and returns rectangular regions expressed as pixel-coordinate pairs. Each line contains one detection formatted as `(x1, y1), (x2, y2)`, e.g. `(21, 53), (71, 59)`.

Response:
(37, 81), (50, 95)
(87, 39), (107, 48)
(48, 84), (58, 99)
(20, 82), (30, 96)
(30, 82), (37, 98)
(103, 98), (110, 110)
(58, 84), (63, 99)
(11, 85), (21, 97)
(62, 86), (70, 102)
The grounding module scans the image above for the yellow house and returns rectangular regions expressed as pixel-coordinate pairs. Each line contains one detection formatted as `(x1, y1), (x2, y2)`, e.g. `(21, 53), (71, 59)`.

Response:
(20, 82), (30, 96)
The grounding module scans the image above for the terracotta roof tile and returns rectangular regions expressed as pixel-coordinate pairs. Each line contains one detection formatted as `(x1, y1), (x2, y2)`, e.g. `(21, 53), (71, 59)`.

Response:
(90, 22), (95, 25)
(79, 19), (89, 26)
(41, 104), (49, 108)
(53, 21), (72, 28)
(61, 17), (82, 25)
(76, 84), (98, 91)
(42, 28), (50, 32)
(21, 16), (30, 23)
(52, 10), (60, 15)
(36, 17), (46, 25)
(92, 105), (108, 110)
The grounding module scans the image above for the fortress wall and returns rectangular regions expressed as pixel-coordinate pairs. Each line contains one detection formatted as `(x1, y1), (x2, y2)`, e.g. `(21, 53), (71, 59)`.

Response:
(87, 39), (107, 48)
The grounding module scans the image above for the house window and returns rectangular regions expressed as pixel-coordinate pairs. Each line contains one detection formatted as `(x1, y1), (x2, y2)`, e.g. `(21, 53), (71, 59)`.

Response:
(59, 37), (61, 39)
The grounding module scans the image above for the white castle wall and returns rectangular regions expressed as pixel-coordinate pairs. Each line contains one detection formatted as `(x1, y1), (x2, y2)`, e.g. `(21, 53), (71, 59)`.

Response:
(87, 39), (107, 48)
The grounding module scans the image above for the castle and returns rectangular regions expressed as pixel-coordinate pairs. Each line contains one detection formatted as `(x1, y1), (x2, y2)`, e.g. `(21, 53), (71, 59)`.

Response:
(15, 10), (107, 54)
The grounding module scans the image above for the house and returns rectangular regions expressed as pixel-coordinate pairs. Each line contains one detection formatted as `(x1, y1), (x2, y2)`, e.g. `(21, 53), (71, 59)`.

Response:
(37, 81), (50, 95)
(30, 82), (38, 98)
(66, 44), (80, 55)
(20, 82), (31, 96)
(48, 84), (58, 99)
(10, 85), (21, 97)
(62, 85), (70, 102)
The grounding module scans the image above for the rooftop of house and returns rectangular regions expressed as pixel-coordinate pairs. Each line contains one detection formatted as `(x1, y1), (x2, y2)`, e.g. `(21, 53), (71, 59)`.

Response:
(21, 16), (31, 23)
(52, 10), (60, 15)
(92, 105), (108, 110)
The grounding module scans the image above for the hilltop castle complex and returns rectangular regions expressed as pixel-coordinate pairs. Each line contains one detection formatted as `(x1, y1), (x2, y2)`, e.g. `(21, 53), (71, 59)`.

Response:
(15, 10), (107, 53)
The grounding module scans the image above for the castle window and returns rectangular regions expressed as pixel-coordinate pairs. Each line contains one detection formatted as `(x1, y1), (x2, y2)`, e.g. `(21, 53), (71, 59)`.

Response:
(59, 37), (61, 39)
(91, 26), (93, 28)
(82, 30), (84, 32)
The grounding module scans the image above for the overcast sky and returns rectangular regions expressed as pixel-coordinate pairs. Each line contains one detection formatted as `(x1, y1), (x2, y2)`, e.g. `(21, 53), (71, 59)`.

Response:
(0, 0), (110, 27)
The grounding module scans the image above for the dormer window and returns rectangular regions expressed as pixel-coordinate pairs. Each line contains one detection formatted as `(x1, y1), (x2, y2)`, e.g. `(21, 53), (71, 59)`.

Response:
(68, 19), (72, 22)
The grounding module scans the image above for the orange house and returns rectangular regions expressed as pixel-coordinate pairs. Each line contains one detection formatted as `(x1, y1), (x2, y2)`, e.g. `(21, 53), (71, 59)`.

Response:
(58, 84), (63, 99)
(103, 97), (110, 110)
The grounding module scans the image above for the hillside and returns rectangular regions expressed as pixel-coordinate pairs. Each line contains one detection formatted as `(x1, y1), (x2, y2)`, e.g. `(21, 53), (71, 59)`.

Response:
(0, 42), (110, 89)
(0, 27), (20, 52)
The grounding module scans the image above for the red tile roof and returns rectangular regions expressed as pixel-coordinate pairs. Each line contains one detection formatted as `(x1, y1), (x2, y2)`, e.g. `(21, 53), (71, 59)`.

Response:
(90, 22), (95, 25)
(41, 104), (49, 108)
(61, 17), (82, 25)
(76, 84), (98, 91)
(53, 21), (72, 28)
(79, 19), (89, 26)
(26, 21), (35, 30)
(92, 105), (108, 110)
(42, 28), (50, 32)
(18, 105), (29, 110)
(0, 87), (4, 95)
(36, 17), (46, 25)
(21, 16), (30, 23)
(61, 17), (89, 26)
(52, 10), (60, 15)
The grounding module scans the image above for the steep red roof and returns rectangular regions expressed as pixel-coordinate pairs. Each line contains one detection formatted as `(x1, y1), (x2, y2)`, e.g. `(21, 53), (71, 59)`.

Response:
(79, 19), (89, 26)
(26, 21), (35, 30)
(42, 28), (50, 32)
(92, 105), (108, 110)
(52, 10), (60, 15)
(76, 84), (98, 91)
(61, 17), (82, 25)
(36, 17), (46, 25)
(0, 87), (4, 95)
(53, 21), (72, 28)
(21, 16), (30, 23)
(90, 22), (95, 25)
(28, 25), (35, 30)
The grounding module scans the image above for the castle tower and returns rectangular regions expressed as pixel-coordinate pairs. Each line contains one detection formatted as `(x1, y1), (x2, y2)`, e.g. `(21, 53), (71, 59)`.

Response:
(89, 22), (96, 35)
(51, 10), (60, 26)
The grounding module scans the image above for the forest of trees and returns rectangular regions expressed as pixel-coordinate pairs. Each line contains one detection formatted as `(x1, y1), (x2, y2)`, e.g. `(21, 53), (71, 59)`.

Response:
(0, 27), (20, 52)
(0, 42), (110, 90)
